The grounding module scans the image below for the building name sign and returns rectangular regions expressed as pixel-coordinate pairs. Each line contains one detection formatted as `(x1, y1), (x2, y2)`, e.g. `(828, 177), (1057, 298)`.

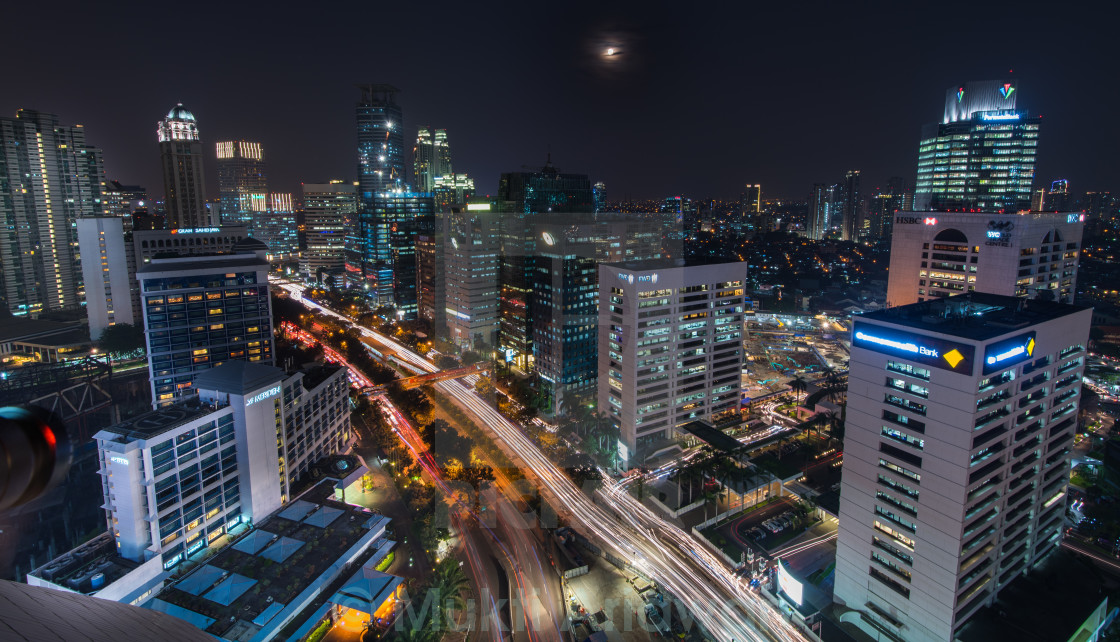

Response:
(895, 216), (938, 226)
(1067, 213), (1085, 224)
(617, 273), (659, 284)
(110, 456), (129, 466)
(982, 332), (1036, 375)
(980, 112), (1021, 122)
(852, 321), (975, 375)
(986, 220), (1014, 247)
(170, 227), (221, 235)
(246, 385), (282, 407)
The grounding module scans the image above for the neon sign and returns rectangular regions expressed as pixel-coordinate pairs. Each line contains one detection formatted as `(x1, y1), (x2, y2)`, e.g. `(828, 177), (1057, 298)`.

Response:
(981, 112), (1020, 121)
(853, 321), (974, 375)
(999, 83), (1015, 99)
(982, 332), (1036, 375)
(110, 456), (129, 466)
(1067, 214), (1085, 224)
(957, 87), (964, 103)
(170, 227), (220, 235)
(246, 385), (282, 407)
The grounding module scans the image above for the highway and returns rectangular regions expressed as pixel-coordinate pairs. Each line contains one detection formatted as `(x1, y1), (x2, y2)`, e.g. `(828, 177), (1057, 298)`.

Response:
(274, 279), (809, 642)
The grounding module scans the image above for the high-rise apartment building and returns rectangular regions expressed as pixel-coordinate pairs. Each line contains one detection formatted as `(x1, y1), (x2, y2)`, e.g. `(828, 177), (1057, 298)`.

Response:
(158, 104), (213, 229)
(78, 217), (136, 340)
(914, 80), (1038, 213)
(350, 190), (434, 317)
(598, 259), (745, 464)
(866, 178), (914, 243)
(103, 181), (147, 233)
(842, 170), (863, 241)
(593, 182), (607, 213)
(215, 140), (267, 228)
(413, 127), (452, 193)
(834, 293), (1090, 642)
(885, 211), (1083, 307)
(416, 231), (441, 331)
(739, 184), (761, 233)
(301, 181), (357, 281)
(139, 240), (274, 405)
(0, 110), (107, 316)
(442, 204), (501, 351)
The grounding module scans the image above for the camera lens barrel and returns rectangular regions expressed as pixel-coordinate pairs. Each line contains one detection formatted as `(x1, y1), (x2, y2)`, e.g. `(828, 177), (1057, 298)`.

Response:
(0, 406), (71, 511)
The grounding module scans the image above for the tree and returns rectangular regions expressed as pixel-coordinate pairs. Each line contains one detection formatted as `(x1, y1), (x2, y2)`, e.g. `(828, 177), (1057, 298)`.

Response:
(97, 323), (145, 362)
(431, 558), (470, 626)
(789, 376), (808, 405)
(474, 375), (495, 398)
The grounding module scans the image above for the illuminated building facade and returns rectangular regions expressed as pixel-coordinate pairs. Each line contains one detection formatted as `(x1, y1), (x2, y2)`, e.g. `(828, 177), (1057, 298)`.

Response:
(914, 81), (1038, 213)
(433, 173), (475, 211)
(350, 190), (434, 318)
(807, 183), (831, 240)
(842, 169), (862, 242)
(885, 211), (1083, 307)
(158, 104), (213, 229)
(497, 163), (594, 368)
(301, 182), (357, 280)
(834, 293), (1090, 642)
(215, 140), (267, 228)
(139, 239), (274, 405)
(0, 109), (107, 316)
(93, 358), (350, 571)
(413, 127), (452, 193)
(442, 204), (500, 351)
(254, 192), (298, 260)
(599, 259), (746, 464)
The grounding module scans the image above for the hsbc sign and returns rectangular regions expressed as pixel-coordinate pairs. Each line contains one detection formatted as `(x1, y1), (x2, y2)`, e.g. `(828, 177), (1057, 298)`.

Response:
(896, 216), (938, 225)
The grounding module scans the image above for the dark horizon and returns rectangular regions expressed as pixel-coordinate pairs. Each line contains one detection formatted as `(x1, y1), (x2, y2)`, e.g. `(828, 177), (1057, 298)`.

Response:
(3, 2), (1117, 202)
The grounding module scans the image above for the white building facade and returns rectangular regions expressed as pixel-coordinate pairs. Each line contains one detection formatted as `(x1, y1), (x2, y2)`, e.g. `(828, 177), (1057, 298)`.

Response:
(442, 205), (500, 351)
(886, 211), (1083, 308)
(834, 293), (1091, 642)
(78, 217), (135, 340)
(598, 259), (746, 465)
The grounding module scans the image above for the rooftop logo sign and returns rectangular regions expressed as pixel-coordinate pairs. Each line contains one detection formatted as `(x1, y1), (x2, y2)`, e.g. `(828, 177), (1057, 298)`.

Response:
(983, 332), (1036, 375)
(246, 385), (282, 407)
(853, 321), (975, 375)
(999, 83), (1016, 99)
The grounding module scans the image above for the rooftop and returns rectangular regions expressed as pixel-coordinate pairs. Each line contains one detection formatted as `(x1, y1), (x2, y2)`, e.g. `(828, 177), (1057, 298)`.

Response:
(151, 482), (390, 641)
(859, 292), (1090, 341)
(193, 361), (285, 396)
(27, 532), (141, 594)
(137, 253), (268, 274)
(96, 398), (226, 442)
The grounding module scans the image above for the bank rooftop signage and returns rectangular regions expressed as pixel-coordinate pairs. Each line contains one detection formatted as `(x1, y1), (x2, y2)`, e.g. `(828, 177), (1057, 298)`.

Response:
(852, 321), (975, 375)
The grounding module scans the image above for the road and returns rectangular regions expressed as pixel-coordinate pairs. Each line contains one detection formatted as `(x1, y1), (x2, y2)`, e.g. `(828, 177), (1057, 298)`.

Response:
(275, 278), (809, 642)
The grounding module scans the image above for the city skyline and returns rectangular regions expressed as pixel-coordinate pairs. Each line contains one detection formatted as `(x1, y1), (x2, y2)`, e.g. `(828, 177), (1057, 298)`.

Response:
(2, 4), (1116, 201)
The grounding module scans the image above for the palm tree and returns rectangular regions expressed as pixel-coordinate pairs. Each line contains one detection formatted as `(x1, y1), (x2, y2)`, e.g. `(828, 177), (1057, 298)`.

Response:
(789, 376), (808, 405)
(431, 559), (470, 627)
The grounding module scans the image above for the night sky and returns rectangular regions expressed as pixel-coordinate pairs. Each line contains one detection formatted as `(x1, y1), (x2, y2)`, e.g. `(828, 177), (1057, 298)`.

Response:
(4, 2), (1117, 202)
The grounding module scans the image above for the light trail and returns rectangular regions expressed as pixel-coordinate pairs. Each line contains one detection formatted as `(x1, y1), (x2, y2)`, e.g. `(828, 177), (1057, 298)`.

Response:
(273, 279), (809, 642)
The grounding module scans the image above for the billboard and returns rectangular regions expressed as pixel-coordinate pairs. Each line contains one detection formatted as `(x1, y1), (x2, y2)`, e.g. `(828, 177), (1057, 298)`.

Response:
(777, 559), (803, 607)
(852, 321), (975, 376)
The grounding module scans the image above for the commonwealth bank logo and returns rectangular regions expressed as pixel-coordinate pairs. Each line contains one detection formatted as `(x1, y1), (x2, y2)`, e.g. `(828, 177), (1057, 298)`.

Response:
(943, 349), (965, 369)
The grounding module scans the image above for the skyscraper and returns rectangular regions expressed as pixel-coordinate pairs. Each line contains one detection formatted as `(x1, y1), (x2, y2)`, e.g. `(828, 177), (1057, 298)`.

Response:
(739, 183), (761, 233)
(885, 211), (1083, 307)
(351, 190), (434, 317)
(433, 173), (475, 211)
(807, 184), (829, 240)
(914, 80), (1038, 213)
(866, 177), (913, 243)
(413, 127), (452, 193)
(301, 181), (357, 282)
(356, 85), (404, 195)
(158, 104), (213, 229)
(215, 140), (267, 228)
(834, 293), (1090, 642)
(497, 161), (595, 368)
(257, 192), (298, 260)
(139, 239), (274, 405)
(599, 259), (746, 464)
(593, 181), (607, 213)
(443, 204), (501, 351)
(0, 109), (107, 316)
(842, 169), (862, 241)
